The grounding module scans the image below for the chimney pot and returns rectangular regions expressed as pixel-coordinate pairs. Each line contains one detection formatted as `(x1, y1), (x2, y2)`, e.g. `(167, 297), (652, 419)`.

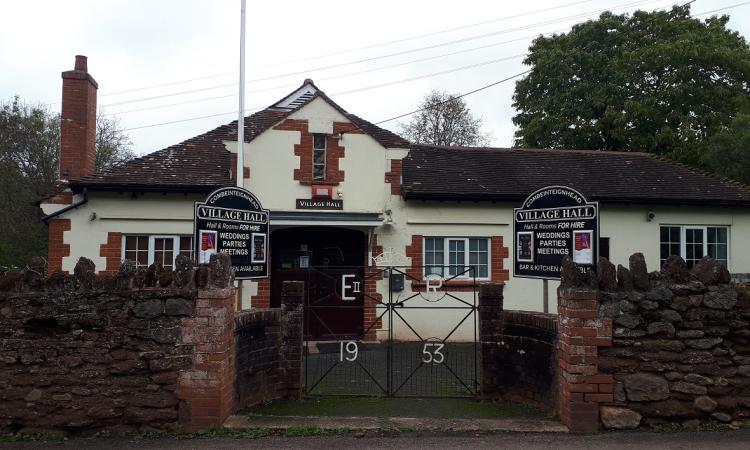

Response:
(74, 55), (88, 72)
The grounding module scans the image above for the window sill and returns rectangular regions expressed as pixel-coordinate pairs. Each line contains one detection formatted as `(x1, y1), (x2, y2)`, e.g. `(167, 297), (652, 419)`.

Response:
(301, 181), (340, 186)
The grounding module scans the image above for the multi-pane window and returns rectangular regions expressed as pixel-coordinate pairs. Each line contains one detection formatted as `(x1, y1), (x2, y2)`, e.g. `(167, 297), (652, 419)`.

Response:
(707, 227), (729, 268)
(424, 237), (444, 276)
(659, 226), (681, 268)
(122, 235), (193, 269)
(124, 236), (149, 268)
(313, 134), (326, 181)
(153, 237), (175, 270)
(659, 226), (729, 269)
(179, 236), (194, 260)
(685, 228), (705, 268)
(448, 240), (466, 276)
(423, 237), (490, 279)
(469, 239), (489, 278)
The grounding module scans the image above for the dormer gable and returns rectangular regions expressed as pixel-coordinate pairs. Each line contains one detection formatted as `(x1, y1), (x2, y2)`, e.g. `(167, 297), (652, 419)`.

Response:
(270, 79), (318, 112)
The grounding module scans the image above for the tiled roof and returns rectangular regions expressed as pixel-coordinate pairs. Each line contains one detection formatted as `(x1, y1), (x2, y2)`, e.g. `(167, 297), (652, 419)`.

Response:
(347, 113), (410, 148)
(401, 146), (750, 207)
(70, 82), (408, 192)
(69, 80), (750, 207)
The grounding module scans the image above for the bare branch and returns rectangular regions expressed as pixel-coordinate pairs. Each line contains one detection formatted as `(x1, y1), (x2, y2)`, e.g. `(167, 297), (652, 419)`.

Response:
(399, 90), (492, 147)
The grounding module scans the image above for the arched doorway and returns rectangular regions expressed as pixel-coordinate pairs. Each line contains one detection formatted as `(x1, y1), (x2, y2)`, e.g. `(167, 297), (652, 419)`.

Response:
(270, 227), (366, 340)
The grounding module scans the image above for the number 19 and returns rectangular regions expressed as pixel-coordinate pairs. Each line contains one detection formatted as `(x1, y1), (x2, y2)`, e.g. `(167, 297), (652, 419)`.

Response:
(339, 341), (358, 362)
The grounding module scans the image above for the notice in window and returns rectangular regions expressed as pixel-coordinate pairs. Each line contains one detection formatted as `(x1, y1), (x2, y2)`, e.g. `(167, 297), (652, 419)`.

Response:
(573, 230), (593, 265)
(252, 233), (266, 264)
(199, 230), (218, 265)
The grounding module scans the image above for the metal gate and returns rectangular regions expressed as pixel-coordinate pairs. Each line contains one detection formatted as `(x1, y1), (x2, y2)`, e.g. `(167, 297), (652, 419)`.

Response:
(301, 266), (478, 397)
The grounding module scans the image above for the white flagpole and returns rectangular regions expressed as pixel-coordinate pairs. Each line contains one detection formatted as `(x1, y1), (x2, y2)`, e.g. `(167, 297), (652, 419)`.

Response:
(236, 0), (246, 309)
(236, 0), (246, 188)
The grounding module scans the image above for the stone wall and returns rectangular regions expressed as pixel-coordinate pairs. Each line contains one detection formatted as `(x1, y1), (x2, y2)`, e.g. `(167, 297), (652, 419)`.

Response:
(558, 253), (750, 431)
(0, 286), (193, 433)
(0, 255), (303, 434)
(479, 285), (558, 410)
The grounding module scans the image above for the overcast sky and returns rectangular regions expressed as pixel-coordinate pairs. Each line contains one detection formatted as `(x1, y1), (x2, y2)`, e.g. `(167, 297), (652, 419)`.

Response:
(2, 0), (750, 155)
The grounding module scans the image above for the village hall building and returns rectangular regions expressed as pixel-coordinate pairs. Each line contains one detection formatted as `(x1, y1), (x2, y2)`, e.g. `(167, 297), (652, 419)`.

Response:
(41, 56), (750, 341)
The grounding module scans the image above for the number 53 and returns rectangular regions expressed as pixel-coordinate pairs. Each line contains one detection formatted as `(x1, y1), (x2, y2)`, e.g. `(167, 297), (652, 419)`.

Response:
(422, 343), (445, 364)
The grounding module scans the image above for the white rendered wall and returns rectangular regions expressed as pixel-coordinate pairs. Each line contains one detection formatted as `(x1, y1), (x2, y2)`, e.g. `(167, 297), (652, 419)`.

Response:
(232, 97), (392, 213)
(52, 192), (200, 273)
(42, 95), (750, 341)
(375, 199), (750, 341)
(231, 97), (400, 304)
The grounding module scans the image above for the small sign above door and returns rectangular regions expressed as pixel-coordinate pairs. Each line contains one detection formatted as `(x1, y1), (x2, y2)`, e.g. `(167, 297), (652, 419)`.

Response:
(296, 199), (343, 210)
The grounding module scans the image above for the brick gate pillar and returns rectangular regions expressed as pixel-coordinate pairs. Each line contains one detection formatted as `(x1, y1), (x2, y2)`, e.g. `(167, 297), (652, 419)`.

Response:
(280, 280), (304, 400)
(478, 283), (504, 400)
(178, 286), (237, 430)
(557, 288), (613, 433)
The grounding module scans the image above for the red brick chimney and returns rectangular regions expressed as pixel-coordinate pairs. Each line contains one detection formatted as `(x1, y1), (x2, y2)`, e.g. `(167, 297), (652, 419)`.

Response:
(60, 55), (98, 180)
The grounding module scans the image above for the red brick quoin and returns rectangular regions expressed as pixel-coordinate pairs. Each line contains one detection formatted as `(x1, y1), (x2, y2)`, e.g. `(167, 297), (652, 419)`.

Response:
(273, 119), (363, 185)
(99, 232), (122, 275)
(363, 236), (384, 341)
(47, 219), (71, 273)
(384, 159), (402, 195)
(405, 235), (509, 291)
(229, 153), (250, 183)
(557, 288), (613, 434)
(252, 277), (271, 309)
(43, 191), (73, 205)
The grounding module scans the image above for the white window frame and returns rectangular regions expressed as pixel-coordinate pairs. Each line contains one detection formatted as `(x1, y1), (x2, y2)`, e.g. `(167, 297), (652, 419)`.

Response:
(121, 235), (150, 268)
(660, 225), (731, 270)
(121, 235), (193, 268)
(177, 235), (195, 262)
(149, 235), (180, 269)
(423, 237), (491, 280)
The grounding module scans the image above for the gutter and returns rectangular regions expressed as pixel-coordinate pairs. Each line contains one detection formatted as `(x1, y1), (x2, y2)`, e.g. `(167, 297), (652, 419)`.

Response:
(402, 191), (750, 208)
(42, 188), (88, 222)
(68, 182), (221, 195)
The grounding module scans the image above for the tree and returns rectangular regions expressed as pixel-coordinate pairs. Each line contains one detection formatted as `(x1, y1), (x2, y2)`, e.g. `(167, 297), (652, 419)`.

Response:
(0, 99), (60, 267)
(512, 6), (750, 168)
(703, 113), (750, 185)
(96, 112), (134, 172)
(0, 97), (134, 267)
(399, 90), (491, 146)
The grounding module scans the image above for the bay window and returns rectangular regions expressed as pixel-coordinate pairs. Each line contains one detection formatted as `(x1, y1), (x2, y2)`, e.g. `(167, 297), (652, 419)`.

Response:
(659, 225), (729, 269)
(423, 237), (490, 279)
